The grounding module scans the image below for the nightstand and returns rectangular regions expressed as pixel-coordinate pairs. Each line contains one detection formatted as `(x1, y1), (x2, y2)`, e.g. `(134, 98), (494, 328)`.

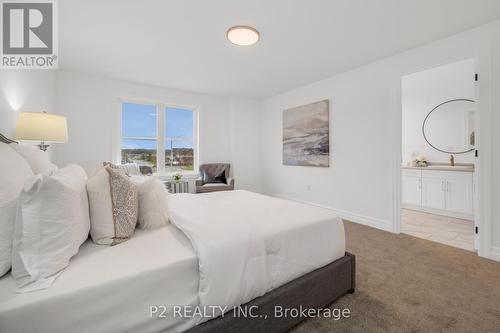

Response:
(164, 180), (189, 193)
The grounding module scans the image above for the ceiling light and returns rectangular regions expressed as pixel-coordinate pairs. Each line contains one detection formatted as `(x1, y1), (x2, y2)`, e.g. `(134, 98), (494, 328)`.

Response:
(226, 26), (260, 46)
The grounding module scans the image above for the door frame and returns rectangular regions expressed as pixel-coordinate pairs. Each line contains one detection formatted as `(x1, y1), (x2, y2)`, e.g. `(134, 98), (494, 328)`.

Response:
(393, 56), (493, 259)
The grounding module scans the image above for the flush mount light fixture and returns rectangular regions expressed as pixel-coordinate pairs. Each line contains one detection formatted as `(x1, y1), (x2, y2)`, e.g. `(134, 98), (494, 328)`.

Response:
(226, 25), (260, 46)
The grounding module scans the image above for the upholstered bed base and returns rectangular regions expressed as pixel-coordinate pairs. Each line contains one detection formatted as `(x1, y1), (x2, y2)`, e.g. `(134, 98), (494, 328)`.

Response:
(185, 252), (355, 333)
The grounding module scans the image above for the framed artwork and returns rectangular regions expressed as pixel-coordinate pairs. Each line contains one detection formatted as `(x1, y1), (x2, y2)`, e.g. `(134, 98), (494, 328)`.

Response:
(283, 99), (330, 167)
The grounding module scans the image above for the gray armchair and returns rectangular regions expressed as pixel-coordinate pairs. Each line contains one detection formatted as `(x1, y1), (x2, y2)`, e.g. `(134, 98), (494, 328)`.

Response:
(196, 163), (234, 193)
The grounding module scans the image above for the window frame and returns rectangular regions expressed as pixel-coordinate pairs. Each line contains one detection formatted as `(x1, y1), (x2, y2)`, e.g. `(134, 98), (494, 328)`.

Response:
(115, 98), (199, 175)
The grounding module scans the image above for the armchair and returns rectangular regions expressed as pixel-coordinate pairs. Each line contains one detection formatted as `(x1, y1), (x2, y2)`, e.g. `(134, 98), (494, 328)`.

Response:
(196, 163), (234, 193)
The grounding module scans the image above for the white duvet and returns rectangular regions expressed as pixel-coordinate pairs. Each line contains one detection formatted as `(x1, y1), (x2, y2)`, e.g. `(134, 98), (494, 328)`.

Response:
(169, 190), (345, 321)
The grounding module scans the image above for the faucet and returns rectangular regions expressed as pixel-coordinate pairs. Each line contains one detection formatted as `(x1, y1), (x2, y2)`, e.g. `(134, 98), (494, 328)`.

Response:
(449, 154), (455, 166)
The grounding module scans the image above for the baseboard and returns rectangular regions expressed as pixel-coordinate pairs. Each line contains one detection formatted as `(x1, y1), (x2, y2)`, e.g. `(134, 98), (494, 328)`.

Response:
(333, 207), (393, 232)
(488, 246), (500, 262)
(266, 193), (393, 233)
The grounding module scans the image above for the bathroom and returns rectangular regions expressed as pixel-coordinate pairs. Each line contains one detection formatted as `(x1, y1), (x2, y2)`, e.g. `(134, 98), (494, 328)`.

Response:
(401, 59), (477, 251)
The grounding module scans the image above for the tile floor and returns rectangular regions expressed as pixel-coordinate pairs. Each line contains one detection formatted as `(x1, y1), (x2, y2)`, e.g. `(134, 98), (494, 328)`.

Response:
(401, 209), (475, 252)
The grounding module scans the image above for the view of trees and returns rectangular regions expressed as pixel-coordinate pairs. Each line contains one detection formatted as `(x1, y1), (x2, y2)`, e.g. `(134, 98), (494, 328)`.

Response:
(122, 148), (194, 172)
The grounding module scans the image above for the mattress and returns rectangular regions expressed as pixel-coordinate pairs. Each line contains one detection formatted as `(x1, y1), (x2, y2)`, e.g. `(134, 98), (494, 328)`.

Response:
(0, 225), (200, 333)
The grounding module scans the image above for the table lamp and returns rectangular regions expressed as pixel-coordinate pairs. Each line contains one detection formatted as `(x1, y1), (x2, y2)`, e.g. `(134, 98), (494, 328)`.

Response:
(15, 111), (68, 151)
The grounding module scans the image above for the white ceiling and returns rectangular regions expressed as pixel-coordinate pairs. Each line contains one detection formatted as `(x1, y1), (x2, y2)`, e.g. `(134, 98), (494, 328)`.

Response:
(59, 0), (500, 99)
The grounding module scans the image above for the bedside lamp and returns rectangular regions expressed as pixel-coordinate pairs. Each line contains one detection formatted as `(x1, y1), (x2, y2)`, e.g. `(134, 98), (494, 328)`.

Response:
(15, 111), (68, 151)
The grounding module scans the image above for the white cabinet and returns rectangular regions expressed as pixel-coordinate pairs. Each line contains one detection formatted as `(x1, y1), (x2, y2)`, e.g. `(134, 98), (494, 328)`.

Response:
(402, 172), (421, 206)
(402, 168), (473, 219)
(421, 177), (446, 210)
(446, 178), (474, 215)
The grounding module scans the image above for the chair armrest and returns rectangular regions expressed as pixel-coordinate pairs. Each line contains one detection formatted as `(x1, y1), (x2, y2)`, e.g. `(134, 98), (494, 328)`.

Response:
(195, 177), (203, 186)
(226, 178), (234, 187)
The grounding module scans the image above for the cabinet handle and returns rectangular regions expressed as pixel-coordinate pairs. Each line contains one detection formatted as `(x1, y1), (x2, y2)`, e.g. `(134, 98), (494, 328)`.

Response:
(441, 181), (446, 191)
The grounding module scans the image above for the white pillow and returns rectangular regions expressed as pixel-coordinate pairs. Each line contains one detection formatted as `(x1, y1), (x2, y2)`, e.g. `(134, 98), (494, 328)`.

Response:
(131, 177), (170, 229)
(119, 162), (141, 176)
(86, 168), (113, 244)
(87, 167), (138, 245)
(11, 165), (90, 292)
(9, 143), (53, 175)
(0, 142), (33, 277)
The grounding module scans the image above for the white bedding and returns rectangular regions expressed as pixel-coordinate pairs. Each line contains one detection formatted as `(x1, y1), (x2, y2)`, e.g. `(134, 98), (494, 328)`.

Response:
(0, 190), (345, 333)
(0, 226), (199, 333)
(169, 190), (345, 322)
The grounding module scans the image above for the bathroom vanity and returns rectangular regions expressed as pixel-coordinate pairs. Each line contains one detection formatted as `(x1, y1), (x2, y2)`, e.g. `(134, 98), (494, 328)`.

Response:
(402, 165), (474, 220)
(402, 97), (476, 221)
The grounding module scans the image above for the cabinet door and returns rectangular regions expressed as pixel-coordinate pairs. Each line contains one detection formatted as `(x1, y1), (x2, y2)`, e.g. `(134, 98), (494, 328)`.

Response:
(402, 176), (421, 206)
(446, 179), (473, 215)
(421, 178), (446, 210)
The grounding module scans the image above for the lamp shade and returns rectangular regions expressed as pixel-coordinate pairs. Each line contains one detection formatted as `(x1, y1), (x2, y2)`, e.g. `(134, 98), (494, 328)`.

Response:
(15, 112), (68, 143)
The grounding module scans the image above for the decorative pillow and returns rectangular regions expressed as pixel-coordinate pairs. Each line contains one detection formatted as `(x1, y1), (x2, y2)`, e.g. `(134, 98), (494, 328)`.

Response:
(0, 143), (33, 277)
(49, 163), (58, 175)
(130, 177), (170, 229)
(11, 165), (90, 292)
(87, 167), (138, 245)
(214, 169), (227, 183)
(103, 162), (141, 176)
(203, 168), (227, 184)
(9, 143), (53, 176)
(102, 161), (121, 169)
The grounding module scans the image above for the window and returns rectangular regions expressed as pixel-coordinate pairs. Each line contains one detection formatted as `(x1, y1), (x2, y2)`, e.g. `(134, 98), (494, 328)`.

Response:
(121, 102), (158, 172)
(165, 107), (195, 172)
(121, 102), (197, 174)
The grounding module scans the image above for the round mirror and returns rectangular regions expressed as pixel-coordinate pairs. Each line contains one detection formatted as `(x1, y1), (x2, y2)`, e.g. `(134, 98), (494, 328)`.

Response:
(422, 99), (475, 154)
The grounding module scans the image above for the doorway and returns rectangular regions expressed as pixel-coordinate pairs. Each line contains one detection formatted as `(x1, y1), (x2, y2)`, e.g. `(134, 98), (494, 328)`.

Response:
(399, 59), (478, 252)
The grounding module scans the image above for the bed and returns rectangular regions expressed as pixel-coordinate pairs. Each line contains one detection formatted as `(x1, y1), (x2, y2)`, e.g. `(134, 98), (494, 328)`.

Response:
(0, 144), (355, 333)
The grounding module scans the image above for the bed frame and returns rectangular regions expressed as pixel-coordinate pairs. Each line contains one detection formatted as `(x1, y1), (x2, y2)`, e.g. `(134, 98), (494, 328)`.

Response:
(185, 252), (355, 333)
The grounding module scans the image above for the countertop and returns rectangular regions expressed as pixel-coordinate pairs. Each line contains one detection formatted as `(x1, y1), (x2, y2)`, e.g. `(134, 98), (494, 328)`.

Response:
(401, 165), (474, 172)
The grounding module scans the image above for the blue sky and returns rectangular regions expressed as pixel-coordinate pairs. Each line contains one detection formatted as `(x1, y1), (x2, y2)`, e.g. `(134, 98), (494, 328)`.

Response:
(122, 102), (194, 149)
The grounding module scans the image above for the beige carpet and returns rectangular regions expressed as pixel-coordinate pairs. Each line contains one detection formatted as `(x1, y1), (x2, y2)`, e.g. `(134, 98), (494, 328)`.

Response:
(292, 221), (500, 332)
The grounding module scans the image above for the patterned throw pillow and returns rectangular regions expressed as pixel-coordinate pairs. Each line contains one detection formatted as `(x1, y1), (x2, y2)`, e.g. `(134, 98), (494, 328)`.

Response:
(103, 161), (120, 169)
(106, 167), (139, 245)
(87, 166), (138, 245)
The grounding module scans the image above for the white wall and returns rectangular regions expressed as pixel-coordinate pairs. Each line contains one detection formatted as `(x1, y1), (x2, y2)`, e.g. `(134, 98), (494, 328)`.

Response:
(53, 71), (234, 175)
(261, 20), (500, 260)
(262, 63), (395, 231)
(230, 98), (263, 193)
(0, 69), (263, 193)
(52, 71), (263, 193)
(0, 71), (56, 138)
(402, 59), (475, 164)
